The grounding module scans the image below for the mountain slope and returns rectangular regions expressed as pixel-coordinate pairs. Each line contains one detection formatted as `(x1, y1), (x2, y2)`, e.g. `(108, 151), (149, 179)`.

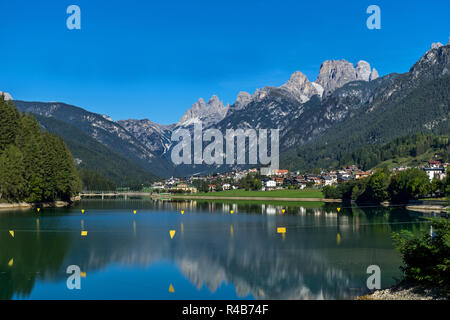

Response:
(35, 115), (158, 185)
(14, 101), (175, 177)
(282, 73), (450, 170)
(117, 119), (175, 156)
(9, 41), (449, 178)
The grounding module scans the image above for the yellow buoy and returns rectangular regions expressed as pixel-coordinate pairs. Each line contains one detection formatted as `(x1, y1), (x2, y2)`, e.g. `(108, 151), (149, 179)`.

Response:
(337, 233), (342, 245)
(282, 209), (286, 214)
(37, 208), (40, 213)
(81, 209), (85, 214)
(277, 227), (286, 234)
(230, 210), (234, 214)
(337, 208), (341, 213)
(169, 284), (175, 293)
(133, 210), (137, 214)
(9, 230), (14, 238)
(169, 230), (176, 239)
(181, 210), (184, 215)
(81, 231), (88, 236)
(8, 258), (14, 267)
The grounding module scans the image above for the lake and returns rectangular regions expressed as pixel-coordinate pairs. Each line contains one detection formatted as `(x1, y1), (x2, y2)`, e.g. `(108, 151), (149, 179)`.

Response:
(0, 199), (429, 300)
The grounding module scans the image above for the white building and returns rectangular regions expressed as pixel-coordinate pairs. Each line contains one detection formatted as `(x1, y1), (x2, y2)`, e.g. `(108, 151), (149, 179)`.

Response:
(266, 180), (277, 189)
(423, 167), (446, 181)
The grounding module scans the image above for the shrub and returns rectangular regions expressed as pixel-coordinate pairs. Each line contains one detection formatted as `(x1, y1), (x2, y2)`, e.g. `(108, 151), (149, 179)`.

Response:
(392, 218), (450, 296)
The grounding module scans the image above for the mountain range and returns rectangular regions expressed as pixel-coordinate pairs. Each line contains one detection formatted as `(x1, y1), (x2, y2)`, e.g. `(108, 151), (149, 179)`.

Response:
(4, 38), (450, 183)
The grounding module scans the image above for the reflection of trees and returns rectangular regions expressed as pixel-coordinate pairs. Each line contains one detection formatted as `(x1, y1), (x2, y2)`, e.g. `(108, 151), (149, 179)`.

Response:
(0, 201), (424, 300)
(0, 217), (73, 299)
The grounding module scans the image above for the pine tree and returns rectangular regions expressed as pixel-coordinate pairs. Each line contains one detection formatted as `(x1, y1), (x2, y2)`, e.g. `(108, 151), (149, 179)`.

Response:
(0, 98), (81, 203)
(0, 145), (26, 201)
(0, 96), (20, 153)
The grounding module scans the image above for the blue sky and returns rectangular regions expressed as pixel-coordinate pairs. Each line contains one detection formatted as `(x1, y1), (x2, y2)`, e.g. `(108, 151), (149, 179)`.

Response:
(0, 0), (449, 124)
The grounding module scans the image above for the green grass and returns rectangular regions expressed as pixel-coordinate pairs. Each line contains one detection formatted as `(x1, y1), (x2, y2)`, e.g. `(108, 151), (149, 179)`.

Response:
(194, 189), (323, 198)
(372, 150), (436, 170)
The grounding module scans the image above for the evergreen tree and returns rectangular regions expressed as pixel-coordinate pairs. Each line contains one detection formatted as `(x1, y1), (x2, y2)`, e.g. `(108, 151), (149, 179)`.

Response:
(0, 145), (26, 201)
(0, 98), (81, 203)
(0, 96), (20, 153)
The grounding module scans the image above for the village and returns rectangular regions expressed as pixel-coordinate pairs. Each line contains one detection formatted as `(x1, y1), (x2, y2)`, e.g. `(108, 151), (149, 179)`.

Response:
(151, 160), (448, 194)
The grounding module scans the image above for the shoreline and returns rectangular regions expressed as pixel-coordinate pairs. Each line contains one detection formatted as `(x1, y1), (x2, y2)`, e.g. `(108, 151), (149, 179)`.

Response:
(0, 196), (81, 210)
(0, 201), (69, 210)
(405, 204), (449, 215)
(357, 284), (447, 300)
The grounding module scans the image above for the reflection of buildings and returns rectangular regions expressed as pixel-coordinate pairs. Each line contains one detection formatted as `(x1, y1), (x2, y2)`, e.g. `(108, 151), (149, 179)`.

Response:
(0, 201), (409, 300)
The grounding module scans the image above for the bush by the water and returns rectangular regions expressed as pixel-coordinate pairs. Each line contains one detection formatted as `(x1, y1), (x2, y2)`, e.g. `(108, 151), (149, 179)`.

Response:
(392, 218), (450, 297)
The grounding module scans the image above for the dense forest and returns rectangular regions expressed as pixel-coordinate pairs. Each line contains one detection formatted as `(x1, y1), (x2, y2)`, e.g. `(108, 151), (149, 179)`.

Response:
(338, 133), (450, 170)
(0, 96), (81, 203)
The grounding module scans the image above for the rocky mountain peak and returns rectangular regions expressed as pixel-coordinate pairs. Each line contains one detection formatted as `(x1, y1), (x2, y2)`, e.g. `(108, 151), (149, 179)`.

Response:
(315, 59), (379, 97)
(0, 91), (13, 101)
(411, 42), (450, 80)
(431, 42), (443, 50)
(355, 61), (372, 81)
(206, 95), (221, 108)
(370, 68), (379, 81)
(251, 87), (271, 102)
(280, 71), (324, 102)
(234, 91), (252, 110)
(179, 95), (229, 127)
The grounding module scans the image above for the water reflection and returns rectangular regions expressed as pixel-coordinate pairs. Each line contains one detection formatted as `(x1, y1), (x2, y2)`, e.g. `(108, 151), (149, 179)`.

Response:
(0, 200), (427, 300)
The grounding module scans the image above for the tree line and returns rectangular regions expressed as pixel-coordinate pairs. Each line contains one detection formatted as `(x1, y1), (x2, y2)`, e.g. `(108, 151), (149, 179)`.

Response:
(0, 96), (81, 203)
(339, 133), (450, 170)
(323, 167), (449, 203)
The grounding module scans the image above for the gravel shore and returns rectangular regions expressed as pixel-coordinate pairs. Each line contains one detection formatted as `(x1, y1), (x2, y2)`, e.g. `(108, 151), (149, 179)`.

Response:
(358, 284), (448, 300)
(0, 201), (70, 210)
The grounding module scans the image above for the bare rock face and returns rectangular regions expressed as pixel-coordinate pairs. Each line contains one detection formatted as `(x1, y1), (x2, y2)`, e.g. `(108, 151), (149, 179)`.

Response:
(280, 71), (324, 102)
(118, 119), (175, 155)
(431, 42), (443, 50)
(234, 91), (252, 110)
(179, 95), (229, 127)
(369, 68), (379, 81)
(315, 60), (357, 96)
(251, 87), (271, 102)
(355, 61), (372, 81)
(311, 82), (324, 98)
(315, 59), (379, 96)
(0, 91), (13, 100)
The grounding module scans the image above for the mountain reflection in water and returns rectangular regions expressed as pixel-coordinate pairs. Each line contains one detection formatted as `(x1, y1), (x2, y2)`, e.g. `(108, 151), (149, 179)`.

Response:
(0, 199), (427, 300)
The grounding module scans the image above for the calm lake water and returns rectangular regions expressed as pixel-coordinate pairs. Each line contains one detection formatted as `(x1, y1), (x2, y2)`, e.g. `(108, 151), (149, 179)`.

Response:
(0, 199), (429, 300)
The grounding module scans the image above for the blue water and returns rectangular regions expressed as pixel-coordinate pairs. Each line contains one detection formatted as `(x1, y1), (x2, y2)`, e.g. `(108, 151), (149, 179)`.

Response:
(0, 199), (428, 300)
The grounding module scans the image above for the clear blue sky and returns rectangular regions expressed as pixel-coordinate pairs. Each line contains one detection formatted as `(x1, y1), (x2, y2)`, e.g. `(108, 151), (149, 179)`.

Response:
(0, 0), (449, 124)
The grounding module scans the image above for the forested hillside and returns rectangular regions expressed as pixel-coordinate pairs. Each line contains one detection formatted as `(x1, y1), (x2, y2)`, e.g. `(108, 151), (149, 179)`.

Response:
(339, 133), (450, 170)
(14, 100), (174, 177)
(35, 115), (158, 189)
(0, 96), (81, 203)
(282, 75), (450, 171)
